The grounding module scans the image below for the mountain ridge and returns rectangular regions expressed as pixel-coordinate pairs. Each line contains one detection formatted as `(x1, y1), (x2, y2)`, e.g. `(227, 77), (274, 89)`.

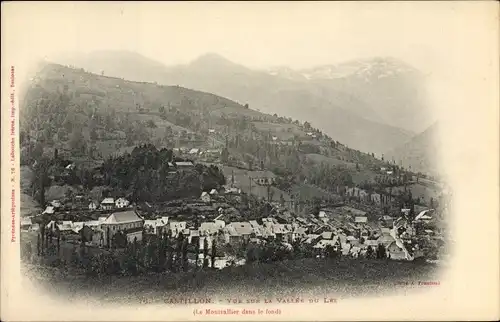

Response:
(385, 122), (440, 175)
(48, 50), (432, 153)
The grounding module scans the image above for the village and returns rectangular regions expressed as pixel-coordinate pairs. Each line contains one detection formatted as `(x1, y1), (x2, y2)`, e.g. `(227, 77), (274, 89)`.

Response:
(20, 154), (449, 274)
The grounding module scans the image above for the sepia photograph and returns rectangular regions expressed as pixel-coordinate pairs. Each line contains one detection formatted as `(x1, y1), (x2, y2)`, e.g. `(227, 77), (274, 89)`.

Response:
(1, 1), (498, 321)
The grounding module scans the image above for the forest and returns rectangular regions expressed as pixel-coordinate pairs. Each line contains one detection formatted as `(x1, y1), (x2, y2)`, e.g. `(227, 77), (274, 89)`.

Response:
(29, 144), (226, 207)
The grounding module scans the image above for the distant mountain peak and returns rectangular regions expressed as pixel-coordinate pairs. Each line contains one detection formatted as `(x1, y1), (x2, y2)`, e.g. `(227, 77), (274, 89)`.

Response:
(298, 56), (420, 81)
(191, 53), (234, 66)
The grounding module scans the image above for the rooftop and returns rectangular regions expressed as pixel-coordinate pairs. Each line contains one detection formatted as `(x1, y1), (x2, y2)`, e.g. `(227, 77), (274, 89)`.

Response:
(104, 210), (142, 224)
(101, 197), (115, 204)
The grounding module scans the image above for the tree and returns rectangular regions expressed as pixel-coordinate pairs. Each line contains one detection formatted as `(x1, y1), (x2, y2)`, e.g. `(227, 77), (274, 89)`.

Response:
(146, 120), (157, 128)
(366, 246), (374, 259)
(376, 244), (386, 259)
(203, 238), (209, 268)
(182, 239), (189, 272)
(90, 127), (98, 142)
(211, 237), (217, 268)
(69, 127), (86, 154)
(32, 158), (50, 206)
(280, 193), (285, 206)
(32, 142), (44, 161)
(221, 147), (229, 164)
(37, 233), (41, 256)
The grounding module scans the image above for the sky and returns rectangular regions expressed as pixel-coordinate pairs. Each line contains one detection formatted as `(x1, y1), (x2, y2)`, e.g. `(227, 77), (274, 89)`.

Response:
(2, 1), (498, 122)
(1, 2), (494, 71)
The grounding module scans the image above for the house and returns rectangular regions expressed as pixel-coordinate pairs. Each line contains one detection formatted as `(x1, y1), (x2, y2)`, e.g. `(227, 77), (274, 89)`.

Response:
(200, 192), (211, 203)
(223, 225), (241, 244)
(84, 220), (101, 227)
(346, 235), (358, 243)
(262, 217), (275, 225)
(65, 163), (76, 170)
(101, 210), (144, 247)
(144, 217), (169, 235)
(212, 257), (230, 270)
(340, 206), (367, 217)
(255, 177), (275, 185)
(214, 219), (225, 229)
(188, 229), (200, 244)
(314, 236), (341, 251)
(350, 245), (362, 258)
(386, 241), (407, 260)
(169, 221), (187, 237)
(249, 220), (264, 237)
(376, 234), (395, 248)
(273, 224), (292, 242)
(46, 220), (74, 235)
(379, 215), (394, 227)
(341, 241), (352, 255)
(321, 231), (334, 240)
(88, 201), (98, 210)
(224, 187), (241, 194)
(42, 206), (55, 215)
(74, 195), (84, 203)
(226, 222), (253, 243)
(90, 227), (105, 247)
(209, 189), (218, 195)
(415, 209), (434, 222)
(50, 200), (62, 208)
(205, 149), (221, 157)
(208, 129), (216, 134)
(20, 217), (32, 231)
(189, 148), (200, 155)
(380, 227), (391, 234)
(365, 239), (379, 248)
(175, 161), (194, 168)
(115, 197), (130, 209)
(292, 226), (308, 242)
(186, 252), (204, 267)
(304, 234), (321, 245)
(71, 222), (85, 233)
(355, 216), (368, 224)
(199, 222), (221, 236)
(100, 198), (115, 210)
(371, 193), (382, 205)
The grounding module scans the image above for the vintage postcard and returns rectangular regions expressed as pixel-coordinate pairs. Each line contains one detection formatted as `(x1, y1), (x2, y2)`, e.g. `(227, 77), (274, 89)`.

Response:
(1, 1), (499, 321)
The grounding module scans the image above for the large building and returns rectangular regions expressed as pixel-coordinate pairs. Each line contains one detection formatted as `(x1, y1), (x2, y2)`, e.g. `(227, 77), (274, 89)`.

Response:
(101, 210), (144, 247)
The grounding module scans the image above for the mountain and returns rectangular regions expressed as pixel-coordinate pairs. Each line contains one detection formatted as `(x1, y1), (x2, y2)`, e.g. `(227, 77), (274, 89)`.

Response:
(50, 51), (428, 154)
(296, 57), (433, 133)
(21, 63), (392, 201)
(385, 122), (441, 176)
